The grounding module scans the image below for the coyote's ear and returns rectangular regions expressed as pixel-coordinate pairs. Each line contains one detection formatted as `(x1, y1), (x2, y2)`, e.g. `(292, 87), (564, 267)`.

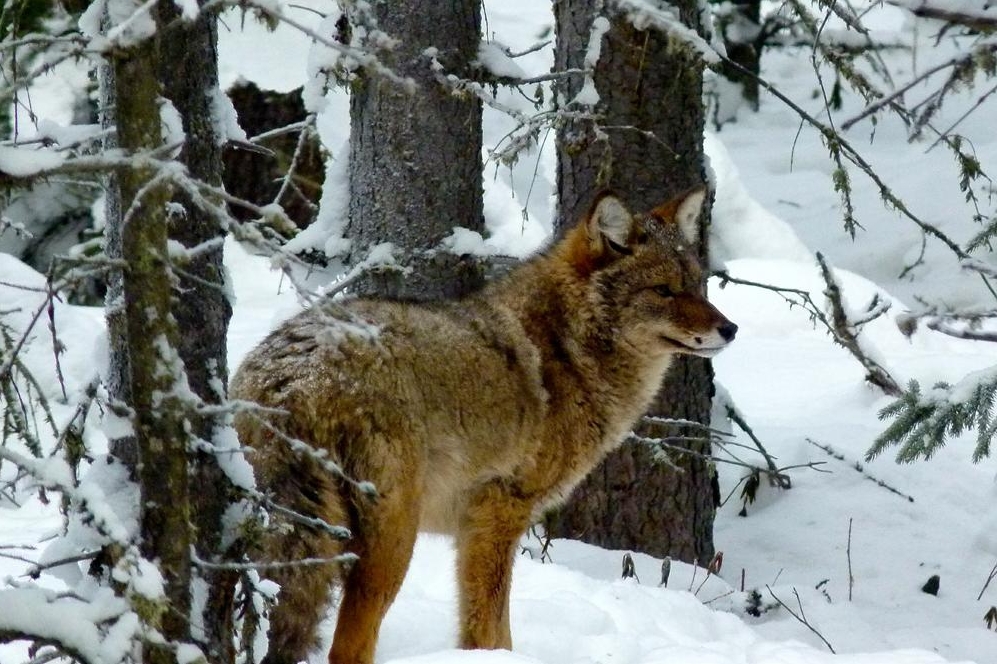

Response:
(651, 187), (706, 245)
(588, 194), (634, 255)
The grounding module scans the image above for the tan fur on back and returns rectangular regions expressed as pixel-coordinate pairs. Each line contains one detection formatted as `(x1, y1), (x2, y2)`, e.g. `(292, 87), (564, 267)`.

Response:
(230, 190), (736, 664)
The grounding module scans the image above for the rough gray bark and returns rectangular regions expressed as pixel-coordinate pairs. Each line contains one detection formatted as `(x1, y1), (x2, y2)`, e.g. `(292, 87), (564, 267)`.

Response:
(348, 1), (485, 300)
(155, 2), (236, 661)
(103, 13), (192, 663)
(101, 54), (132, 468)
(546, 0), (717, 563)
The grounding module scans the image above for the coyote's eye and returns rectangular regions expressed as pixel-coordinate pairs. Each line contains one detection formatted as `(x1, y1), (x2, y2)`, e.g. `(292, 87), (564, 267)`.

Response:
(653, 285), (674, 298)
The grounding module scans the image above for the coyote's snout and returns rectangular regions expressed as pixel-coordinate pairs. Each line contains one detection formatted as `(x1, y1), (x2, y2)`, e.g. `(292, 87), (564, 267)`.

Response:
(231, 188), (735, 664)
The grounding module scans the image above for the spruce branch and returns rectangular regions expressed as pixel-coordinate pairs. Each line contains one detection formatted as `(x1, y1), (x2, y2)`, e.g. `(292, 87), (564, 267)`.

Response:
(866, 373), (997, 463)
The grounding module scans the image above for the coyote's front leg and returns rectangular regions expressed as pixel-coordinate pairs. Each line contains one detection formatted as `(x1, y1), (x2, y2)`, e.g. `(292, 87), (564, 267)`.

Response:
(456, 481), (534, 650)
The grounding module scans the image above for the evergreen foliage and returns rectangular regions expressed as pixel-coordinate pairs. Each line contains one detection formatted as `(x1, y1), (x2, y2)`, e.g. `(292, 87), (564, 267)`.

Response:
(869, 375), (997, 463)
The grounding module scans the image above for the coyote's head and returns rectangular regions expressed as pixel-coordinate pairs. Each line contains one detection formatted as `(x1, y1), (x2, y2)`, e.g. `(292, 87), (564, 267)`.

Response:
(561, 189), (737, 359)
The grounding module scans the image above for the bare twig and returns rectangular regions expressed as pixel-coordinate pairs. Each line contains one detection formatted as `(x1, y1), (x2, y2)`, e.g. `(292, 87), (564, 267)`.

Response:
(806, 438), (916, 502)
(43, 269), (68, 402)
(629, 432), (827, 479)
(272, 114), (318, 212)
(192, 551), (358, 572)
(520, 525), (554, 563)
(841, 54), (970, 130)
(847, 518), (854, 601)
(978, 559), (997, 601)
(693, 552), (724, 596)
(924, 320), (997, 342)
(25, 552), (99, 579)
(765, 585), (836, 653)
(725, 405), (791, 488)
(218, 0), (413, 87)
(717, 261), (901, 396)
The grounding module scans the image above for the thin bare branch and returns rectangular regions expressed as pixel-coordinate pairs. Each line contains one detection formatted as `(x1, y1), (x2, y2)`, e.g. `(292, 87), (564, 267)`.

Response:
(765, 585), (836, 653)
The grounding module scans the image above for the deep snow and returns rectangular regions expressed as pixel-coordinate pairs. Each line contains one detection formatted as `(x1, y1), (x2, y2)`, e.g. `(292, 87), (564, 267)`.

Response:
(3, 1), (997, 664)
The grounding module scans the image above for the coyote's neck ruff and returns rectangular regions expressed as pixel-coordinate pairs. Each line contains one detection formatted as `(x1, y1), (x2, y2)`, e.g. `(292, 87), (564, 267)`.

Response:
(231, 189), (736, 664)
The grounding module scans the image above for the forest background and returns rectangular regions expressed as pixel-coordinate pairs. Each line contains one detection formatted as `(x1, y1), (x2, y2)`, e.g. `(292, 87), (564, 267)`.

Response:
(3, 1), (997, 664)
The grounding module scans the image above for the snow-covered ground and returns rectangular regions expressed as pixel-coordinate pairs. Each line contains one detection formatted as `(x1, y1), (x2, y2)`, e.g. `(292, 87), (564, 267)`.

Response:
(4, 2), (997, 664)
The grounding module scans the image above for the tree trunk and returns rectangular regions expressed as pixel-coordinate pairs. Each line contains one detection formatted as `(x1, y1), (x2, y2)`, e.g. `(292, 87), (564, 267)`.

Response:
(546, 0), (717, 563)
(155, 2), (236, 661)
(347, 1), (484, 300)
(714, 0), (762, 114)
(103, 12), (192, 663)
(223, 82), (324, 229)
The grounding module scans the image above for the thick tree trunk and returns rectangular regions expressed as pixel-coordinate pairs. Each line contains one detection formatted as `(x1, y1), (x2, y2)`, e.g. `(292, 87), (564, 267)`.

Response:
(155, 2), (236, 661)
(348, 1), (484, 300)
(546, 0), (717, 563)
(104, 15), (192, 664)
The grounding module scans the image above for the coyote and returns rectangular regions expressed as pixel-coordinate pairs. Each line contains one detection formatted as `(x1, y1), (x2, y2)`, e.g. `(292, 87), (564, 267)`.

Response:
(230, 188), (737, 664)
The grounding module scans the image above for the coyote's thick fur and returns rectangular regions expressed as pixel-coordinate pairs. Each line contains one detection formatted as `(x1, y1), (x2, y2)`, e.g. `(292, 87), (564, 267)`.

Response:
(230, 189), (737, 664)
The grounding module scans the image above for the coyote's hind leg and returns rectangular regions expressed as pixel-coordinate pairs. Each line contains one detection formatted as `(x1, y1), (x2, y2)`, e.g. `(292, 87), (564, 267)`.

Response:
(327, 449), (422, 664)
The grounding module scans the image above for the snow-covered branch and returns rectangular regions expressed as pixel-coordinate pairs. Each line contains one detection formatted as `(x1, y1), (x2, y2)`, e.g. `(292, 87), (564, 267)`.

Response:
(889, 0), (997, 31)
(716, 264), (902, 396)
(224, 0), (413, 88)
(0, 586), (134, 664)
(614, 0), (721, 64)
(870, 367), (997, 463)
(816, 252), (902, 396)
(897, 303), (997, 343)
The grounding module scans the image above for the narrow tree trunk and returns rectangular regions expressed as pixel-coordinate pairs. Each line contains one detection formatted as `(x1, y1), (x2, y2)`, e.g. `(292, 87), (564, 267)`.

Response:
(348, 2), (484, 300)
(714, 0), (762, 113)
(547, 0), (717, 563)
(105, 16), (192, 663)
(155, 2), (235, 661)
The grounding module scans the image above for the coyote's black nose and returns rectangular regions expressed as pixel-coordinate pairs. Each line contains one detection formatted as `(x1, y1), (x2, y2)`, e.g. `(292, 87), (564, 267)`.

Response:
(719, 321), (738, 342)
